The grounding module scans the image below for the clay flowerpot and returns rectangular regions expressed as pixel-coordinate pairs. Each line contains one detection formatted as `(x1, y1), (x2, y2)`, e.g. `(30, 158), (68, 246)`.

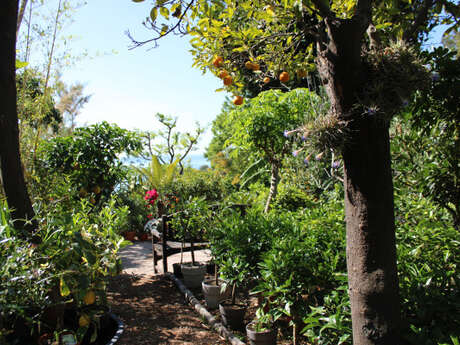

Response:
(246, 321), (277, 345)
(219, 302), (247, 331)
(180, 263), (206, 288)
(124, 231), (136, 241)
(201, 279), (230, 309)
(139, 233), (149, 241)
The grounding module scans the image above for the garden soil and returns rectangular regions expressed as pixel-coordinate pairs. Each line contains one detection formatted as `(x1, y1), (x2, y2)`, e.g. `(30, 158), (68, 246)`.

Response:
(107, 241), (227, 345)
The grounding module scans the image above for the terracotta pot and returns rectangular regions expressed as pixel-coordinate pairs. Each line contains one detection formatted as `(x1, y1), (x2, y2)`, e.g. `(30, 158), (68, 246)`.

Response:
(246, 321), (277, 345)
(124, 231), (136, 241)
(139, 233), (149, 241)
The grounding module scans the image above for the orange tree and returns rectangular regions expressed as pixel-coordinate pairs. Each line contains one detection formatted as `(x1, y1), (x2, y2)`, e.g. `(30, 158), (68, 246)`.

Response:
(141, 1), (460, 344)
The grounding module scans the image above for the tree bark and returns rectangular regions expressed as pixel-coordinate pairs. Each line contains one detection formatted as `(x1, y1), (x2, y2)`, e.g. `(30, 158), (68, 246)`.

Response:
(343, 122), (400, 344)
(264, 160), (280, 213)
(316, 16), (401, 344)
(0, 0), (36, 233)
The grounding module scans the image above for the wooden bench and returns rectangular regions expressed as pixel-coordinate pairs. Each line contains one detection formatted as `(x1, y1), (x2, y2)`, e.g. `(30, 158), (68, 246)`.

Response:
(145, 215), (208, 274)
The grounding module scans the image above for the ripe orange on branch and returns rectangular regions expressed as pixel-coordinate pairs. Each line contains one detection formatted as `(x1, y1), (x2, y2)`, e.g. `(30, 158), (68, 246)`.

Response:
(263, 77), (271, 84)
(279, 71), (290, 82)
(218, 70), (229, 79)
(212, 56), (223, 67)
(233, 96), (243, 105)
(223, 75), (233, 86)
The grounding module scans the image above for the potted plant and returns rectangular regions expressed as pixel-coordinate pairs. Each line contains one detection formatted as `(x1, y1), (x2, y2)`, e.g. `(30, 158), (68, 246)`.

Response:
(170, 197), (210, 288)
(246, 308), (277, 345)
(201, 265), (231, 309)
(217, 256), (250, 331)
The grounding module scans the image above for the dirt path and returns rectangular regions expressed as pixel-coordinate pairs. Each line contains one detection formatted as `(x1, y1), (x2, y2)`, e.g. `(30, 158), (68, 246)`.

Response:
(107, 242), (226, 344)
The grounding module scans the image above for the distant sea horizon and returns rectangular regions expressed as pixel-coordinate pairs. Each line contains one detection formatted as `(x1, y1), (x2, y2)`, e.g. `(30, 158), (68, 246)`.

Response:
(123, 153), (210, 170)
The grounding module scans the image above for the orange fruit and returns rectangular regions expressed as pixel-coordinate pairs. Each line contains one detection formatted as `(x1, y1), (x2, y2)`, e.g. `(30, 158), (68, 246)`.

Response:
(218, 70), (229, 79)
(79, 314), (90, 327)
(83, 290), (96, 305)
(223, 75), (233, 86)
(252, 63), (260, 71)
(233, 96), (243, 105)
(279, 71), (290, 82)
(245, 61), (254, 70)
(212, 56), (223, 67)
(89, 197), (96, 204)
(263, 77), (271, 84)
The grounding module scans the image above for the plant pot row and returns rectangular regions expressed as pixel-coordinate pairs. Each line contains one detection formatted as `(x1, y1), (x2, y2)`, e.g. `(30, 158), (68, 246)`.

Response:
(176, 263), (277, 345)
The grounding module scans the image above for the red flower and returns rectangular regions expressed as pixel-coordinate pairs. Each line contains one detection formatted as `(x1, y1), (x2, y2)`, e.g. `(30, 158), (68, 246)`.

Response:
(147, 214), (153, 219)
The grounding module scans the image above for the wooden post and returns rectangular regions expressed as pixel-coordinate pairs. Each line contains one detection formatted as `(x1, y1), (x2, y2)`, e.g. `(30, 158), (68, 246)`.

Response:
(152, 235), (158, 274)
(162, 214), (168, 273)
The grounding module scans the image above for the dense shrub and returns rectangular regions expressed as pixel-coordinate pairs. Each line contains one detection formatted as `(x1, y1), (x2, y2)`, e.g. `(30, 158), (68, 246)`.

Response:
(0, 199), (129, 344)
(162, 169), (233, 203)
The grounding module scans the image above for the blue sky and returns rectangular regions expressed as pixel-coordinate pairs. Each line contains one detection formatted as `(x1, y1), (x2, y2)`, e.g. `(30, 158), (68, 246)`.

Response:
(41, 0), (227, 155)
(22, 0), (449, 159)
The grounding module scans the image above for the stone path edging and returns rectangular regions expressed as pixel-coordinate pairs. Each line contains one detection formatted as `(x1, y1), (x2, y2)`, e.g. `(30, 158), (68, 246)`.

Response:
(166, 273), (246, 345)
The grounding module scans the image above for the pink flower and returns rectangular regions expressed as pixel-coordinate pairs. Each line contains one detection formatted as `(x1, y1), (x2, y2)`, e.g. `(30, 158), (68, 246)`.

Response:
(147, 214), (153, 219)
(145, 189), (159, 201)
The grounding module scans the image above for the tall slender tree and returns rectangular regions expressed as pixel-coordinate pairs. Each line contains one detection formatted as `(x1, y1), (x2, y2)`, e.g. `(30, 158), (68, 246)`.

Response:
(0, 0), (36, 233)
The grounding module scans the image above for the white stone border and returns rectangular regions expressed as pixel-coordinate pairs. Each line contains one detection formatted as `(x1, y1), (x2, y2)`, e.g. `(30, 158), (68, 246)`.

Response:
(166, 273), (246, 345)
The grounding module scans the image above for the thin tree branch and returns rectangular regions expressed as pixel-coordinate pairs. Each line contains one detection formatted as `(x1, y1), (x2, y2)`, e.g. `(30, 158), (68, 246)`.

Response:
(127, 0), (195, 50)
(403, 0), (434, 42)
(16, 0), (29, 38)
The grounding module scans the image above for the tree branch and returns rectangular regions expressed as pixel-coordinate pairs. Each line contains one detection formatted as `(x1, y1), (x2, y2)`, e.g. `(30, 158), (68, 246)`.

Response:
(127, 0), (195, 50)
(403, 0), (434, 43)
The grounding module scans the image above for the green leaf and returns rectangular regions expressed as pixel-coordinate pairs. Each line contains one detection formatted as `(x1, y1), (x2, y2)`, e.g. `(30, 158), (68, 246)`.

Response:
(160, 6), (170, 20)
(60, 276), (71, 297)
(15, 60), (28, 69)
(160, 24), (169, 36)
(132, 0), (145, 2)
(150, 7), (158, 22)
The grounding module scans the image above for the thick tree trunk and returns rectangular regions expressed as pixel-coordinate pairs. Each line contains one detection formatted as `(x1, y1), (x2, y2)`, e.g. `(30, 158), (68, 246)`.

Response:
(316, 17), (401, 344)
(0, 0), (36, 233)
(343, 122), (400, 344)
(264, 161), (280, 213)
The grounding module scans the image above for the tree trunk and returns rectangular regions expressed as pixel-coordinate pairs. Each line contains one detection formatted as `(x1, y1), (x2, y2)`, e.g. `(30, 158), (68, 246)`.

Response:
(316, 17), (401, 344)
(264, 161), (280, 213)
(0, 0), (36, 233)
(343, 121), (400, 344)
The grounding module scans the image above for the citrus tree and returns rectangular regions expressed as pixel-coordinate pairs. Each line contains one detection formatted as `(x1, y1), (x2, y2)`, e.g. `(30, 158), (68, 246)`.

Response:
(225, 88), (320, 212)
(130, 0), (459, 343)
(38, 121), (142, 205)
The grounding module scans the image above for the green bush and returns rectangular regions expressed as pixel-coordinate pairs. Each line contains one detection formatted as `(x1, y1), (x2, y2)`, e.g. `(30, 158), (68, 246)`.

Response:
(35, 122), (141, 207)
(0, 199), (129, 344)
(162, 169), (233, 203)
(396, 195), (460, 345)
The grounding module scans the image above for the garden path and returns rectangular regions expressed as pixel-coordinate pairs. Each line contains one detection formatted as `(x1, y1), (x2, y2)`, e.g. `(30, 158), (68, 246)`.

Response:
(119, 240), (212, 275)
(107, 241), (226, 345)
